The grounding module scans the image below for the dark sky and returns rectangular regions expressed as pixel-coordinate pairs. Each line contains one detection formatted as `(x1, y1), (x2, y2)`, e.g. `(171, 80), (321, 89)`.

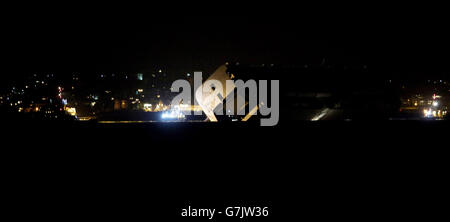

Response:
(2, 6), (450, 83)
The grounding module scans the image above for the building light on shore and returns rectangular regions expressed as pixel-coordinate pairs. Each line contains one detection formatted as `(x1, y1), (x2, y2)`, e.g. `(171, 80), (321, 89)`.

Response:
(424, 108), (432, 117)
(144, 103), (152, 112)
(137, 73), (143, 81)
(65, 107), (77, 116)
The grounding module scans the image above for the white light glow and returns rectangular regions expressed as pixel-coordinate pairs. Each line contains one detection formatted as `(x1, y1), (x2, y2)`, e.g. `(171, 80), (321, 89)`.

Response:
(161, 108), (185, 120)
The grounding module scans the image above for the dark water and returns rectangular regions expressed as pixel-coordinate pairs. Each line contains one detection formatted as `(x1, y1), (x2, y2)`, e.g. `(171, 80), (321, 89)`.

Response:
(2, 120), (448, 220)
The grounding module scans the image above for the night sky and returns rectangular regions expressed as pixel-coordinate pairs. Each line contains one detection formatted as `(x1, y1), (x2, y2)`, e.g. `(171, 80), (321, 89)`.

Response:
(2, 6), (450, 83)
